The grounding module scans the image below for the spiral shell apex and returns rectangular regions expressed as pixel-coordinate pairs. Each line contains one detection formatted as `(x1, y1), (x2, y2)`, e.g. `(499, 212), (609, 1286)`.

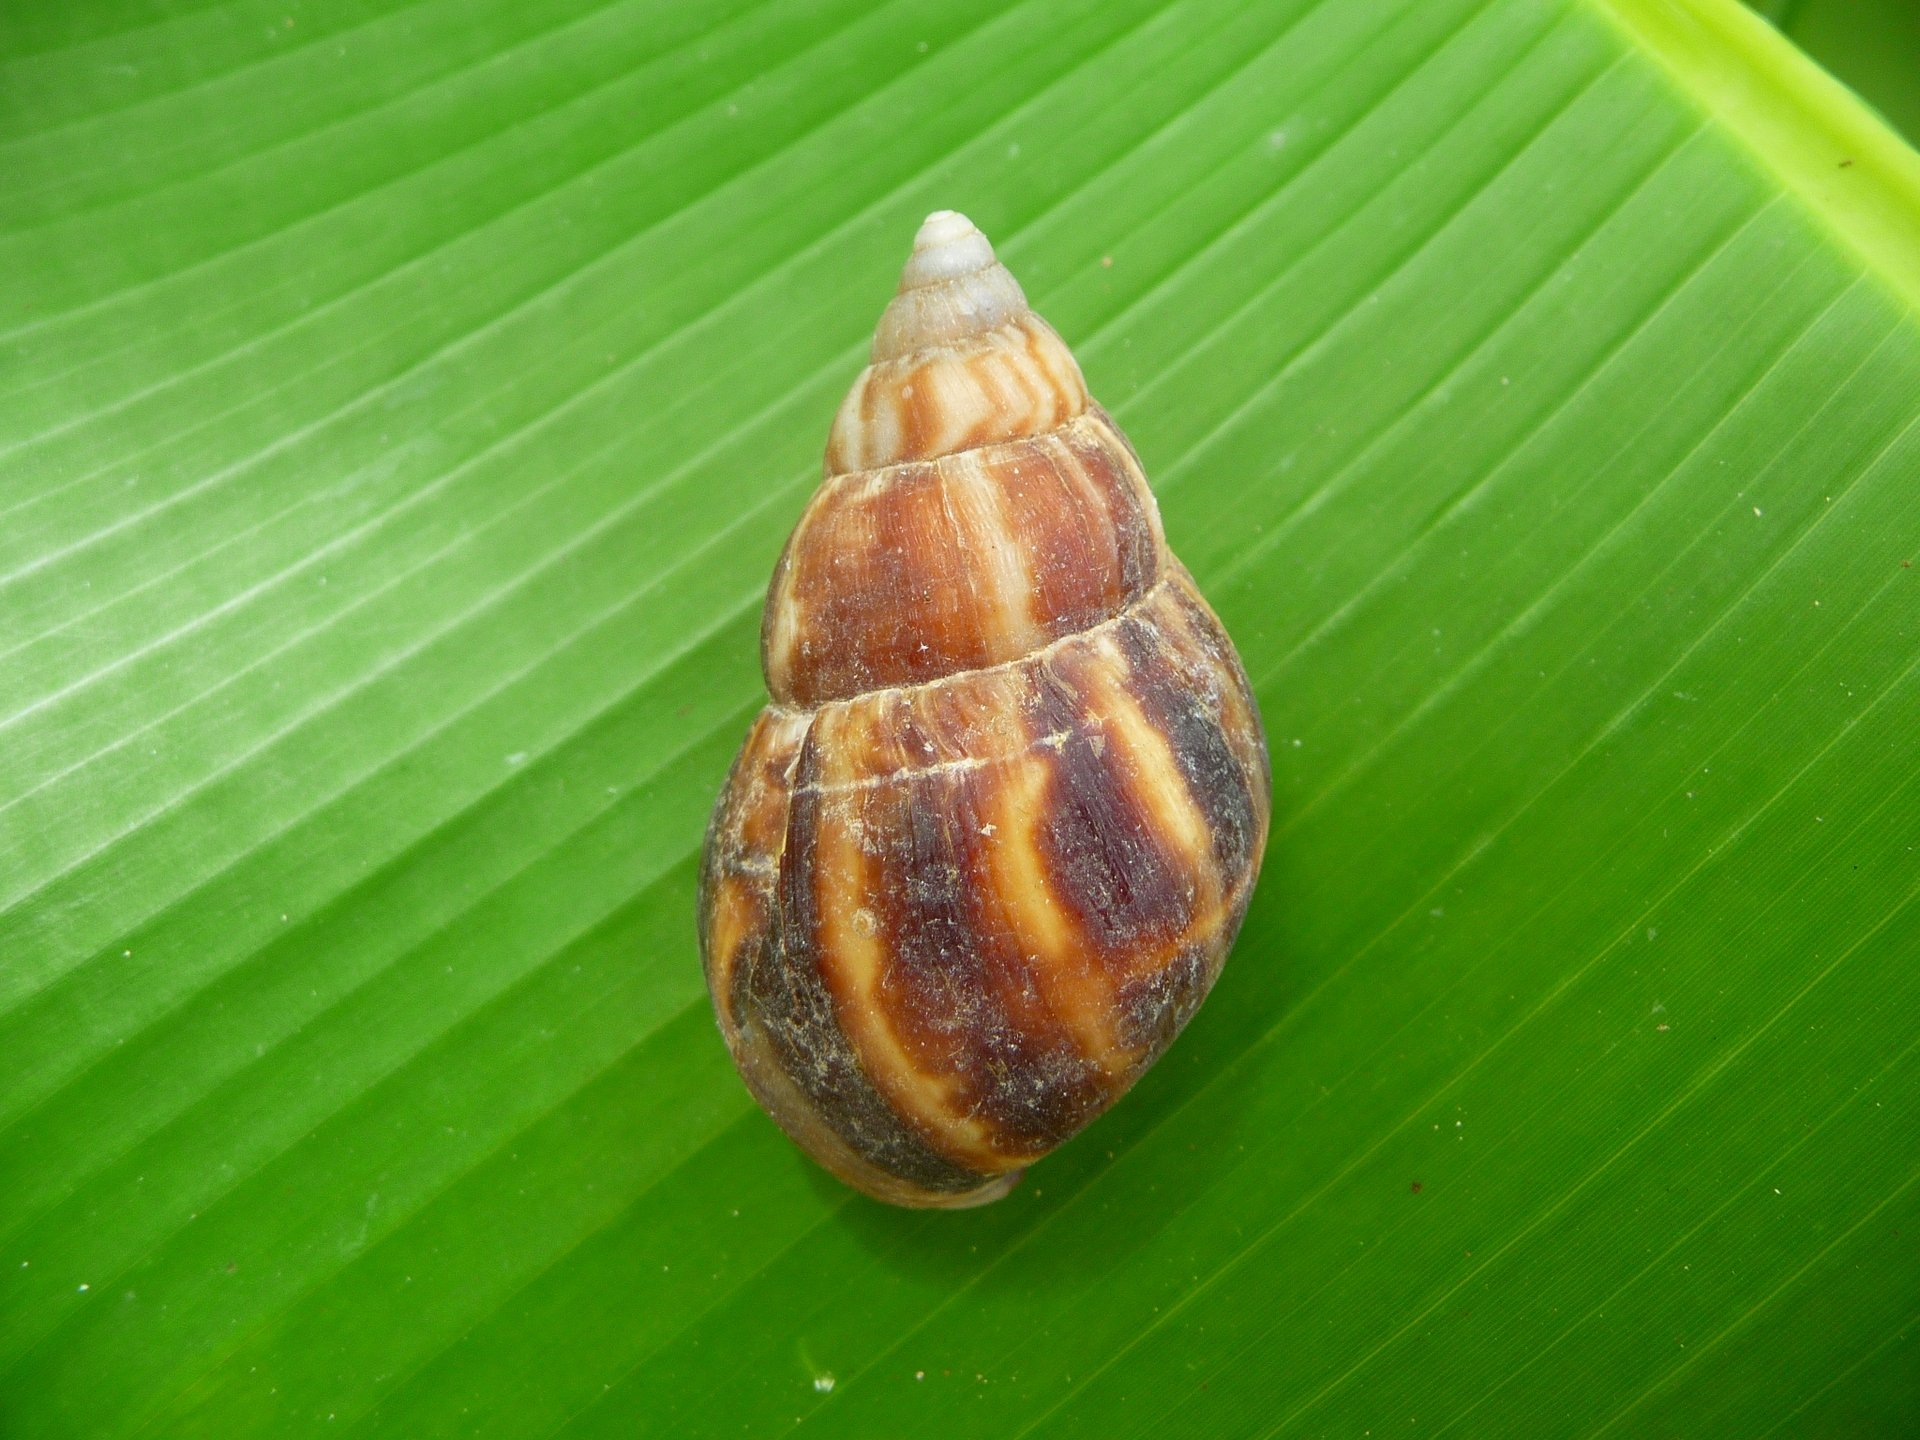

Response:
(699, 211), (1271, 1208)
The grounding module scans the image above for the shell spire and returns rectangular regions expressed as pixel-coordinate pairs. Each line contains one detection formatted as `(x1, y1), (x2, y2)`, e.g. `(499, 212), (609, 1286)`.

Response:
(820, 213), (1089, 481)
(766, 212), (1145, 707)
(700, 210), (1271, 1209)
(870, 210), (1030, 362)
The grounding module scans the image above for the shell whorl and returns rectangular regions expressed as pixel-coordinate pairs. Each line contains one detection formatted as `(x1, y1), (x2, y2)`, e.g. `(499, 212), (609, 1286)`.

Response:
(703, 212), (1272, 1208)
(767, 212), (1154, 708)
(823, 214), (1090, 478)
(870, 210), (1031, 362)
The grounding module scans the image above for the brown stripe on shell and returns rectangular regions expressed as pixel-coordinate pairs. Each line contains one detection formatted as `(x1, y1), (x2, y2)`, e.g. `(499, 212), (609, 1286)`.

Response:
(761, 459), (990, 704)
(1031, 306), (1092, 419)
(783, 688), (1104, 1166)
(1153, 565), (1273, 841)
(908, 667), (1134, 1091)
(965, 319), (1048, 455)
(823, 313), (1088, 475)
(697, 707), (809, 1026)
(857, 754), (1114, 1155)
(785, 702), (1012, 1174)
(1071, 407), (1165, 588)
(1097, 576), (1268, 1054)
(775, 662), (1162, 1160)
(968, 739), (1132, 1087)
(943, 448), (1044, 666)
(1025, 637), (1207, 981)
(751, 715), (1011, 1198)
(982, 411), (1160, 660)
(1109, 938), (1220, 1065)
(699, 710), (1012, 1205)
(764, 412), (1165, 706)
(1114, 577), (1267, 889)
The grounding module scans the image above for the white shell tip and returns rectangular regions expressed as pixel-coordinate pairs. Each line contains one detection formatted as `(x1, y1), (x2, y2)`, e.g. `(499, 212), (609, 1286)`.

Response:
(899, 210), (997, 291)
(871, 209), (1027, 363)
(915, 209), (978, 247)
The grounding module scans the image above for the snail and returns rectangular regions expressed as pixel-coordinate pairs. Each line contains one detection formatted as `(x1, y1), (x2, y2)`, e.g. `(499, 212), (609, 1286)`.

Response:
(698, 211), (1270, 1208)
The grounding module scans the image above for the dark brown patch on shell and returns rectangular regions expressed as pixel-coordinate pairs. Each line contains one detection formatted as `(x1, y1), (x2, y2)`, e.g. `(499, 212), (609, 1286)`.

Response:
(758, 730), (998, 1197)
(865, 764), (1111, 1152)
(1116, 602), (1262, 885)
(1028, 653), (1199, 970)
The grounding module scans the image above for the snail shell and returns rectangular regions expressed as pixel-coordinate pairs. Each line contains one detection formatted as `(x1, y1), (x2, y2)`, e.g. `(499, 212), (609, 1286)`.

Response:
(699, 212), (1271, 1208)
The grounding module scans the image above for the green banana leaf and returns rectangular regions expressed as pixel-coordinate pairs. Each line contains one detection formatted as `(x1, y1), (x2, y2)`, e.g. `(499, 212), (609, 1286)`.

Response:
(1748, 0), (1920, 144)
(4, 0), (1919, 1434)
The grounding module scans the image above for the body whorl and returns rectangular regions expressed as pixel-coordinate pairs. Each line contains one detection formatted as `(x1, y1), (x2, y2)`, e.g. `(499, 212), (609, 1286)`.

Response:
(700, 212), (1270, 1207)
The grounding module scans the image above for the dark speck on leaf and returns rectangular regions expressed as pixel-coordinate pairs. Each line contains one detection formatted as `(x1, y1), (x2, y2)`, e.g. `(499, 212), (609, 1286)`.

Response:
(1410, 1180), (1423, 1194)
